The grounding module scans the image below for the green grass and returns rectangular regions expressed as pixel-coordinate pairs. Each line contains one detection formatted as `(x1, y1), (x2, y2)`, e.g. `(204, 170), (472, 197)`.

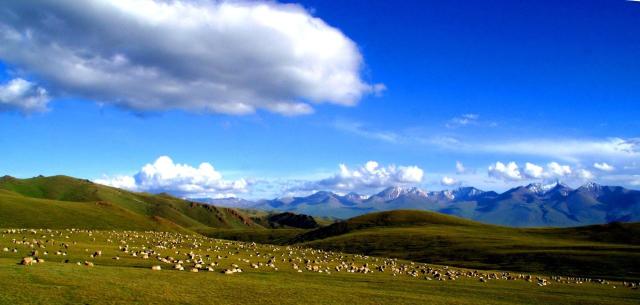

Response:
(2, 176), (639, 286)
(0, 229), (637, 305)
(198, 228), (310, 244)
(0, 176), (260, 232)
(294, 210), (640, 280)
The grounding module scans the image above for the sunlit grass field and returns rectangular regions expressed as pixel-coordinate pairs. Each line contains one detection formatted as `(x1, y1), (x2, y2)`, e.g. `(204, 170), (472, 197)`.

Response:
(0, 229), (637, 305)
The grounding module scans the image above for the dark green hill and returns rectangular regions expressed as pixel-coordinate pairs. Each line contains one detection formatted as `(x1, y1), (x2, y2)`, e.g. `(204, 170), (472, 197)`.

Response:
(295, 210), (640, 280)
(292, 209), (479, 242)
(0, 175), (259, 232)
(251, 212), (320, 229)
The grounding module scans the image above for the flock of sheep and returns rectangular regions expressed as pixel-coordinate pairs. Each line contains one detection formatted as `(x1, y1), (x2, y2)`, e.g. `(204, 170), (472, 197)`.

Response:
(2, 228), (639, 290)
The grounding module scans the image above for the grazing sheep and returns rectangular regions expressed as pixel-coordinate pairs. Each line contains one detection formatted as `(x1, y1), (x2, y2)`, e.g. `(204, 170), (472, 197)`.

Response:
(21, 257), (34, 266)
(2, 228), (630, 292)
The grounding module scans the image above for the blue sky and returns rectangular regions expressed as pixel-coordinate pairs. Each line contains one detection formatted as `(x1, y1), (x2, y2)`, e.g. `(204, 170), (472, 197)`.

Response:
(1, 0), (639, 199)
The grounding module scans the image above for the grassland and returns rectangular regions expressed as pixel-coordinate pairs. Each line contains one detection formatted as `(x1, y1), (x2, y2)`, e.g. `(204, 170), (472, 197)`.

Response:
(0, 175), (258, 232)
(1, 175), (639, 304)
(294, 210), (640, 280)
(0, 229), (637, 305)
(198, 227), (309, 244)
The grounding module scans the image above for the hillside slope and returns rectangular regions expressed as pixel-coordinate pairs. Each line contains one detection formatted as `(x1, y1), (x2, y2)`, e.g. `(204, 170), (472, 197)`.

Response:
(295, 210), (640, 280)
(0, 175), (259, 232)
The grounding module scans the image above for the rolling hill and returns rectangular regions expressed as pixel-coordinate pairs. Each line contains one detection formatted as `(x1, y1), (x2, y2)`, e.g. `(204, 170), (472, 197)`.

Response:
(0, 175), (259, 232)
(293, 210), (640, 280)
(1, 175), (638, 280)
(255, 212), (320, 229)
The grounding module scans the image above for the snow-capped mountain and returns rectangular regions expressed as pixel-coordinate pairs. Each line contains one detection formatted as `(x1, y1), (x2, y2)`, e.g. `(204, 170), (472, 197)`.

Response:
(372, 186), (427, 201)
(452, 187), (490, 200)
(343, 192), (368, 202)
(193, 183), (640, 227)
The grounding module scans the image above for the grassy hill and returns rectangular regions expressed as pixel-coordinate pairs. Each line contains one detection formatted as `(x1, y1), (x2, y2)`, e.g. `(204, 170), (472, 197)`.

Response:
(0, 175), (259, 232)
(2, 177), (638, 280)
(294, 210), (640, 280)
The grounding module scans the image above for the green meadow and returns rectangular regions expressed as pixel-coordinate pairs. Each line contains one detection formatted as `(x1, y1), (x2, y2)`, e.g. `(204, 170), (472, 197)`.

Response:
(0, 229), (637, 305)
(0, 176), (639, 304)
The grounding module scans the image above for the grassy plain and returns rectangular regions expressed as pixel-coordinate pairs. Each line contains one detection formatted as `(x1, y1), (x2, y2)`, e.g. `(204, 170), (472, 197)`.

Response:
(0, 229), (638, 305)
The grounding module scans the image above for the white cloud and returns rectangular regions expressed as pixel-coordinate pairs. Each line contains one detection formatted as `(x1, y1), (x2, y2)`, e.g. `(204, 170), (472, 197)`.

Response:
(95, 175), (137, 190)
(332, 119), (638, 165)
(333, 120), (400, 143)
(489, 161), (577, 182)
(446, 113), (479, 128)
(396, 165), (425, 183)
(523, 162), (545, 178)
(488, 162), (522, 181)
(441, 176), (458, 186)
(292, 161), (424, 193)
(593, 162), (615, 172)
(95, 156), (248, 198)
(547, 162), (572, 177)
(0, 0), (382, 116)
(0, 78), (50, 113)
(475, 138), (639, 162)
(455, 161), (466, 174)
(578, 169), (595, 180)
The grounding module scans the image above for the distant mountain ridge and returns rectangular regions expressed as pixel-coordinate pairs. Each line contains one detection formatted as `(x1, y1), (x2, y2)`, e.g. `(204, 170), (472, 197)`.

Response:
(201, 182), (640, 227)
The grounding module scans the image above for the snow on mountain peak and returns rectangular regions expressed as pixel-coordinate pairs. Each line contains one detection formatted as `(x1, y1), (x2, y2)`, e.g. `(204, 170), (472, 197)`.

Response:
(377, 186), (427, 200)
(580, 182), (602, 192)
(344, 192), (369, 201)
(443, 190), (455, 200)
(524, 183), (545, 194)
(453, 187), (484, 199)
(515, 181), (575, 197)
(406, 187), (428, 197)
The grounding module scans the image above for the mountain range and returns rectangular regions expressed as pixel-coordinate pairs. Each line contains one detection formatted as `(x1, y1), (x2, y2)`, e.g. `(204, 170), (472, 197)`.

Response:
(199, 182), (640, 227)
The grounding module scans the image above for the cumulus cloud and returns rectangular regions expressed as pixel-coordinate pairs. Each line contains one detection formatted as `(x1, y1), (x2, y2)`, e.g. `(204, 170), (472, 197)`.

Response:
(96, 175), (137, 190)
(0, 0), (382, 115)
(488, 162), (522, 181)
(488, 161), (578, 182)
(95, 156), (248, 198)
(0, 78), (50, 113)
(291, 161), (424, 193)
(523, 162), (544, 179)
(441, 176), (458, 186)
(547, 162), (572, 177)
(593, 162), (615, 172)
(578, 169), (595, 180)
